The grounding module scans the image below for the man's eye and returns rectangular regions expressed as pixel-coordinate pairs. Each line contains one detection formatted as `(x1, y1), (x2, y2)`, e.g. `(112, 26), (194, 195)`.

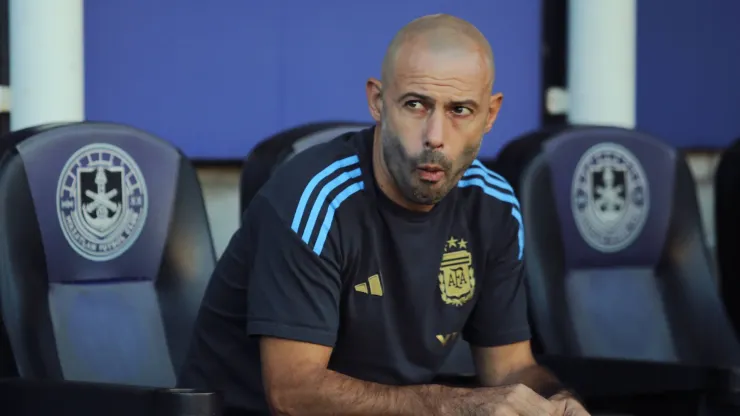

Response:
(405, 101), (423, 110)
(452, 106), (472, 116)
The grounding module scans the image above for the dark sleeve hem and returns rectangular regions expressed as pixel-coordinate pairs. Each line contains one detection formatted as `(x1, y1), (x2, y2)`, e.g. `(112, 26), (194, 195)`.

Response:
(465, 328), (532, 348)
(247, 320), (337, 347)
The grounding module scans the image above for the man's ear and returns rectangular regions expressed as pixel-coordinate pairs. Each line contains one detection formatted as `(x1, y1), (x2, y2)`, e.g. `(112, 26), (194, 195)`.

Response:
(484, 92), (504, 133)
(366, 78), (383, 122)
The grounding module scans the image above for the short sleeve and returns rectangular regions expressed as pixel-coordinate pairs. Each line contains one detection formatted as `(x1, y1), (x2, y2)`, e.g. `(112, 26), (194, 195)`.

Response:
(463, 205), (531, 347)
(245, 195), (343, 347)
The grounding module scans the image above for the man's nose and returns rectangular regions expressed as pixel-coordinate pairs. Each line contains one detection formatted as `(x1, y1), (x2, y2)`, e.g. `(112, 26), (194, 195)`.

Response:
(423, 110), (445, 150)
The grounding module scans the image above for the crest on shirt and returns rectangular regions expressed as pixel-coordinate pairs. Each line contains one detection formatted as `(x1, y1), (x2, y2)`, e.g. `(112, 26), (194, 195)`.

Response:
(571, 142), (649, 253)
(438, 236), (475, 307)
(57, 143), (148, 261)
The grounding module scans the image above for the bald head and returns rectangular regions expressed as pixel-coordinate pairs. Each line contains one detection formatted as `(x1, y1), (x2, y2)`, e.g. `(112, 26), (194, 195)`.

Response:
(366, 14), (504, 211)
(381, 14), (495, 88)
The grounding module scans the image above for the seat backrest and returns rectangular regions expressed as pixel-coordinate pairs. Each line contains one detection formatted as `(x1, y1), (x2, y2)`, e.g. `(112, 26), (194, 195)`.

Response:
(239, 122), (370, 216)
(0, 122), (216, 387)
(0, 124), (74, 379)
(715, 137), (740, 337)
(513, 126), (740, 366)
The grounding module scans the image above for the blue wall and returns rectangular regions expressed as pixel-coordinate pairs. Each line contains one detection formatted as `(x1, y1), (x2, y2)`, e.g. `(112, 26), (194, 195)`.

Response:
(86, 1), (740, 157)
(636, 0), (740, 148)
(84, 1), (542, 160)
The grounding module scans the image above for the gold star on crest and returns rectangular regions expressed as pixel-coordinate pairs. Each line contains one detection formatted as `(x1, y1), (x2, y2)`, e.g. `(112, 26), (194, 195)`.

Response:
(446, 237), (458, 249)
(458, 239), (468, 249)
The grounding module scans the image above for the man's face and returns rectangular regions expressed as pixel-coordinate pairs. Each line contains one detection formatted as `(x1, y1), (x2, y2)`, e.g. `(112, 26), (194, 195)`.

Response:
(376, 45), (501, 206)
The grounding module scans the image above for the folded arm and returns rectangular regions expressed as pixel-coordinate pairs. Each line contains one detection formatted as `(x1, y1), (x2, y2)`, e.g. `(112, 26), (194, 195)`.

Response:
(464, 203), (564, 392)
(467, 203), (586, 414)
(473, 342), (588, 415)
(260, 337), (475, 416)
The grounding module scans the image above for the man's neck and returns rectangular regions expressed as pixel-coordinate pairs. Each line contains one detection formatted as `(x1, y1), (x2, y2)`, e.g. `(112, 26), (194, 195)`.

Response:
(371, 127), (434, 213)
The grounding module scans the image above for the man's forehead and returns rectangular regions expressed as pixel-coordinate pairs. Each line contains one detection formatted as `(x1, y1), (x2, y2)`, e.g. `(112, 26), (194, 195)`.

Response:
(390, 47), (491, 90)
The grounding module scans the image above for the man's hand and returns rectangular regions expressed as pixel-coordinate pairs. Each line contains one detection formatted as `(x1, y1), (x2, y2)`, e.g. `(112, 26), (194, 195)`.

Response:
(549, 391), (591, 416)
(472, 341), (591, 415)
(442, 383), (557, 416)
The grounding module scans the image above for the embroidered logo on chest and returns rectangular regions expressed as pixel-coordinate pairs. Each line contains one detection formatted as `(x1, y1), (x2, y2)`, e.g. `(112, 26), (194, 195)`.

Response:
(438, 236), (475, 307)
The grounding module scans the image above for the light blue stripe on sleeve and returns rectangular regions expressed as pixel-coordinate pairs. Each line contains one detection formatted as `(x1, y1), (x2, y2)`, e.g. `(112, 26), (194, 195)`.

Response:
(472, 159), (509, 183)
(301, 168), (362, 243)
(291, 155), (359, 233)
(463, 166), (514, 194)
(457, 178), (520, 209)
(511, 207), (524, 260)
(312, 181), (365, 255)
(458, 169), (524, 259)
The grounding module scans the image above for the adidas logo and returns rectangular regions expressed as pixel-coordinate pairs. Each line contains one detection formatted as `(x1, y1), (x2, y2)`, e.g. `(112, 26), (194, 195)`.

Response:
(354, 274), (383, 297)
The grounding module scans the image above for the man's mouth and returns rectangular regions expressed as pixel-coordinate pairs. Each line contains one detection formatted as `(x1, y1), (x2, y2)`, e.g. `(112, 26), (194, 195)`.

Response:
(416, 164), (445, 183)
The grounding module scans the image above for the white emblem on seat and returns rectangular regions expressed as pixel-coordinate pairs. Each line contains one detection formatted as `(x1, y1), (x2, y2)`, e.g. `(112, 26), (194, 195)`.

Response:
(57, 143), (148, 261)
(571, 142), (649, 253)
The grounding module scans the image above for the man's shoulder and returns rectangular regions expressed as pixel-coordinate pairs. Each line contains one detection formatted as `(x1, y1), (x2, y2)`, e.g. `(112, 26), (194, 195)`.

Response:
(456, 159), (521, 226)
(256, 136), (367, 232)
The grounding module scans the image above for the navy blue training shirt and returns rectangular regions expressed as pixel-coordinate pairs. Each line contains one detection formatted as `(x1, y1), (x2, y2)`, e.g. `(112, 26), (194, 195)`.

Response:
(178, 127), (530, 414)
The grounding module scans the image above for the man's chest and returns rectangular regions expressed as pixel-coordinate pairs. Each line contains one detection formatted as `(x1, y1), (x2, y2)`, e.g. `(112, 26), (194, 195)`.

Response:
(330, 207), (491, 381)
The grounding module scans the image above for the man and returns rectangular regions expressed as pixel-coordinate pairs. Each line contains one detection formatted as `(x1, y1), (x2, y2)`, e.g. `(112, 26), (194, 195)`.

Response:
(179, 14), (589, 416)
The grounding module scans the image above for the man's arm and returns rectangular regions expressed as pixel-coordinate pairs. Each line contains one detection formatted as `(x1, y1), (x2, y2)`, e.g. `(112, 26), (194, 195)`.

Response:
(472, 343), (589, 415)
(261, 337), (460, 415)
(261, 337), (558, 416)
(473, 341), (566, 397)
(246, 194), (555, 416)
(463, 201), (571, 398)
(464, 200), (589, 414)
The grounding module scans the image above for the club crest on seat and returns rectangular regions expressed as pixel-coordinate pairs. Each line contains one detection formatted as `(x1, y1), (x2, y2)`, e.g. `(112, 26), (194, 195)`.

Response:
(571, 142), (649, 253)
(57, 143), (148, 261)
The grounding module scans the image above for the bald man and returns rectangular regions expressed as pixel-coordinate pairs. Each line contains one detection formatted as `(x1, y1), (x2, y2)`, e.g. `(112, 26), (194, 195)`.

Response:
(179, 14), (589, 416)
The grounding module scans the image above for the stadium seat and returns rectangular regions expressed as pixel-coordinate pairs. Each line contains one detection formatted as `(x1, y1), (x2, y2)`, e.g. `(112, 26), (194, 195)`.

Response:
(715, 137), (740, 338)
(495, 126), (740, 415)
(239, 121), (477, 381)
(239, 121), (371, 217)
(0, 124), (73, 380)
(0, 122), (220, 415)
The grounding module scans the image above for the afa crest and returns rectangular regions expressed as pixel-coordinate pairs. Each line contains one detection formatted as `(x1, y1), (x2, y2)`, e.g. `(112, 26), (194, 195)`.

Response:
(438, 237), (475, 307)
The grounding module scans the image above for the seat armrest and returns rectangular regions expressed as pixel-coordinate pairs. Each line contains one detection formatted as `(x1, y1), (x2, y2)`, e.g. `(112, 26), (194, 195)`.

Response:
(0, 378), (222, 416)
(537, 354), (740, 398)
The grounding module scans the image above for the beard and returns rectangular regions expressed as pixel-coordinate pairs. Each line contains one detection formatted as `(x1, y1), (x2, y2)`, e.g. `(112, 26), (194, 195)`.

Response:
(380, 121), (479, 206)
